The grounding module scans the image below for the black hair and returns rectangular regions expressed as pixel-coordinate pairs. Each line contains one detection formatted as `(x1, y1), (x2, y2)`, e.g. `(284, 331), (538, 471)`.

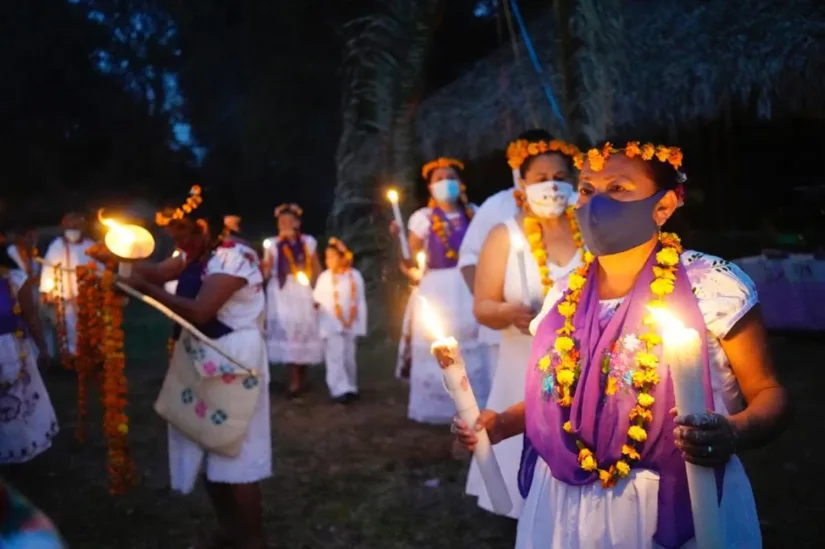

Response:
(514, 128), (575, 177)
(596, 138), (684, 191)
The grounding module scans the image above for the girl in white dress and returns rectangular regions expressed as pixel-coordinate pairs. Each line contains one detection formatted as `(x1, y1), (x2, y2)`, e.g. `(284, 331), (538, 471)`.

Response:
(262, 204), (323, 397)
(405, 156), (489, 424)
(0, 246), (57, 464)
(313, 238), (367, 403)
(466, 130), (584, 519)
(454, 143), (789, 549)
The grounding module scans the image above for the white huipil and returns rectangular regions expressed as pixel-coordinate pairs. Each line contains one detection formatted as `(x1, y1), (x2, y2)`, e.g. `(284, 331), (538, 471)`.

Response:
(0, 268), (59, 464)
(313, 268), (368, 398)
(38, 236), (100, 355)
(465, 217), (582, 519)
(263, 235), (323, 365)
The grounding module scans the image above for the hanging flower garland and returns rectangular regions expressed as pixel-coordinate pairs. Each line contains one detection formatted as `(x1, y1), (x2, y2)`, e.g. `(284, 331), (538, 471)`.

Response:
(100, 268), (135, 494)
(74, 264), (102, 442)
(536, 232), (683, 488)
(280, 237), (311, 278)
(53, 263), (72, 371)
(333, 270), (359, 329)
(522, 207), (584, 296)
(0, 268), (27, 395)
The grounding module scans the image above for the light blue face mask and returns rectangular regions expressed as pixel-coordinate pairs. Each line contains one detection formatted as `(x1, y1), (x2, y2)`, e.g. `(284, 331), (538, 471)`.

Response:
(431, 179), (461, 202)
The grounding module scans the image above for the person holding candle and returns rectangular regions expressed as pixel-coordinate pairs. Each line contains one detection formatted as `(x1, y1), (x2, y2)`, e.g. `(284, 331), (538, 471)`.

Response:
(453, 141), (789, 548)
(405, 156), (490, 423)
(313, 237), (367, 403)
(262, 203), (323, 398)
(465, 129), (584, 519)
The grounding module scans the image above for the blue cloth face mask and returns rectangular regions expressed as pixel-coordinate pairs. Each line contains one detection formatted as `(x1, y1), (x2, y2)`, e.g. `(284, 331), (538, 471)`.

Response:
(575, 191), (665, 256)
(430, 179), (461, 203)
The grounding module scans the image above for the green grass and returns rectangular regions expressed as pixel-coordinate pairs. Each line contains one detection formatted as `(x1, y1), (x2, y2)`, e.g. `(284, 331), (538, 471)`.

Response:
(2, 315), (821, 548)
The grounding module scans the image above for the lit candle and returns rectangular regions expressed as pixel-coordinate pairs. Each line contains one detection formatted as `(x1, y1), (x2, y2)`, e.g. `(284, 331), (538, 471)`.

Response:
(649, 307), (723, 549)
(416, 251), (427, 274)
(100, 211), (156, 277)
(295, 271), (310, 287)
(420, 297), (513, 515)
(510, 232), (531, 307)
(386, 189), (411, 260)
(263, 238), (272, 250)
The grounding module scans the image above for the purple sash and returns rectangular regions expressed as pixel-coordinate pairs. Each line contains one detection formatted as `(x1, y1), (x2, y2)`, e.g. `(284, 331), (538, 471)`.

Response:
(426, 207), (469, 270)
(172, 257), (232, 341)
(520, 246), (723, 549)
(277, 236), (308, 288)
(0, 277), (23, 336)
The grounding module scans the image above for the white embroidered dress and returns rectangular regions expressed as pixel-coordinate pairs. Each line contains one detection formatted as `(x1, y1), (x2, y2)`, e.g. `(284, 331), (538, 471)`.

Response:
(168, 243), (272, 493)
(516, 251), (762, 549)
(466, 217), (582, 519)
(406, 206), (490, 424)
(313, 268), (368, 397)
(0, 268), (58, 464)
(263, 235), (323, 365)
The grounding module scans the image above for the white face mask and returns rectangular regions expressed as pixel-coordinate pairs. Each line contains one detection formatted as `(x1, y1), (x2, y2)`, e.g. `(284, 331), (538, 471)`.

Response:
(430, 179), (461, 203)
(524, 180), (574, 219)
(64, 229), (82, 243)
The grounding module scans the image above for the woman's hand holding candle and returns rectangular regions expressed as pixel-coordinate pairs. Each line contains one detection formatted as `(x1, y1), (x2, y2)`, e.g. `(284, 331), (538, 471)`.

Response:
(502, 302), (535, 335)
(673, 410), (739, 467)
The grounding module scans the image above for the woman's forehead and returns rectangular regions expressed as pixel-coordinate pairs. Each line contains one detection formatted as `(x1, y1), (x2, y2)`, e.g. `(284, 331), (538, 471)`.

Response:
(580, 155), (651, 185)
(430, 166), (457, 180)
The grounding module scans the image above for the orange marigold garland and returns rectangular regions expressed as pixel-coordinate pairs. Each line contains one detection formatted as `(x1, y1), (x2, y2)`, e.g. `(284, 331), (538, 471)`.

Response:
(506, 139), (582, 171)
(155, 185), (203, 227)
(74, 263), (103, 443)
(333, 270), (359, 329)
(574, 141), (684, 172)
(280, 237), (312, 278)
(100, 268), (135, 494)
(522, 208), (584, 296)
(421, 157), (465, 180)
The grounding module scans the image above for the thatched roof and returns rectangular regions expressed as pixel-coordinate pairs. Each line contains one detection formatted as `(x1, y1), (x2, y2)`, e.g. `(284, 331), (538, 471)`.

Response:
(418, 0), (825, 159)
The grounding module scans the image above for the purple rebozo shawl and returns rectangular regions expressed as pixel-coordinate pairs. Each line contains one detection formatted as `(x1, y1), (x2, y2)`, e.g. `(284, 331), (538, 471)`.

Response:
(519, 245), (724, 549)
(276, 236), (308, 289)
(426, 206), (470, 270)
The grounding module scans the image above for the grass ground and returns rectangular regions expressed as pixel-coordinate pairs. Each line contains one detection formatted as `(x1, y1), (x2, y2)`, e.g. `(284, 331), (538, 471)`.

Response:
(2, 301), (823, 548)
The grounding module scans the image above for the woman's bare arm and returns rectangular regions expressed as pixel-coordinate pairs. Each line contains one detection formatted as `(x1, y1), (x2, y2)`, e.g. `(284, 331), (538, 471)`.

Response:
(311, 251), (323, 286)
(473, 225), (513, 329)
(133, 256), (185, 285)
(134, 273), (246, 326)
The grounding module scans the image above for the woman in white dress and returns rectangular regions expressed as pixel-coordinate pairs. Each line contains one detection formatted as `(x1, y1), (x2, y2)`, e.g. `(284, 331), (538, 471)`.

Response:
(454, 142), (790, 548)
(405, 156), (489, 424)
(262, 204), (323, 397)
(0, 246), (57, 464)
(465, 130), (583, 519)
(120, 208), (271, 549)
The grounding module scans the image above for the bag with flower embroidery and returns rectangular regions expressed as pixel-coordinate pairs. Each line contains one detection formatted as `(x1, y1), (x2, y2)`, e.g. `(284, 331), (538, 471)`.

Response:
(154, 331), (262, 457)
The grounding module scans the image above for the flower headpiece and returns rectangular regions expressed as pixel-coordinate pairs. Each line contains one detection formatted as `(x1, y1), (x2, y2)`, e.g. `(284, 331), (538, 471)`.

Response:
(155, 185), (203, 227)
(274, 203), (303, 218)
(506, 139), (582, 171)
(421, 157), (465, 180)
(327, 237), (353, 262)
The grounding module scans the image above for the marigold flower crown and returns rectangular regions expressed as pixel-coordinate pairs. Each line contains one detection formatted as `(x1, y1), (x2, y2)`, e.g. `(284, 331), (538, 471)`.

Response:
(421, 157), (465, 180)
(155, 185), (203, 227)
(274, 203), (303, 218)
(327, 237), (354, 262)
(574, 142), (684, 173)
(506, 139), (582, 171)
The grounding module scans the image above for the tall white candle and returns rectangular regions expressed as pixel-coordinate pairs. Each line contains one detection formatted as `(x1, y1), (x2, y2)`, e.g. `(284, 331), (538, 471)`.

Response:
(655, 308), (724, 549)
(420, 298), (513, 515)
(387, 189), (411, 260)
(511, 232), (531, 307)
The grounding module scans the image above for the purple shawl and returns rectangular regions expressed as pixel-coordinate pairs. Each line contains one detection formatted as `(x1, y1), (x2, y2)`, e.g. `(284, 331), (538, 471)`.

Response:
(426, 207), (470, 269)
(520, 246), (723, 549)
(0, 277), (23, 336)
(277, 236), (308, 288)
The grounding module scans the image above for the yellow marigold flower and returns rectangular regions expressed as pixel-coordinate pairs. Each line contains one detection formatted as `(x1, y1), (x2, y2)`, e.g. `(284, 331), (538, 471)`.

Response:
(631, 371), (647, 388)
(557, 369), (575, 386)
(557, 301), (576, 318)
(656, 248), (680, 267)
(622, 444), (641, 461)
(650, 277), (675, 297)
(533, 249), (548, 262)
(655, 146), (671, 162)
(615, 460), (631, 477)
(569, 273), (586, 291)
(527, 143), (539, 155)
(580, 454), (598, 472)
(652, 266), (676, 280)
(628, 425), (648, 443)
(587, 149), (605, 171)
(636, 351), (659, 368)
(538, 266), (550, 279)
(637, 393), (655, 408)
(563, 421), (573, 434)
(554, 336), (575, 354)
(669, 148), (683, 169)
(625, 142), (641, 158)
(639, 332), (662, 347)
(582, 250), (594, 264)
(598, 468), (614, 486)
(645, 369), (660, 384)
(640, 143), (655, 160)
(538, 355), (552, 372)
(605, 377), (619, 396)
(526, 233), (542, 247)
(559, 394), (573, 407)
(629, 405), (653, 423)
(573, 155), (584, 170)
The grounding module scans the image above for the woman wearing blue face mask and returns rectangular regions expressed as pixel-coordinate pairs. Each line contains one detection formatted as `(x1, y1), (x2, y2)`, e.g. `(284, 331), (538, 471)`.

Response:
(465, 129), (585, 519)
(404, 157), (490, 424)
(453, 142), (789, 548)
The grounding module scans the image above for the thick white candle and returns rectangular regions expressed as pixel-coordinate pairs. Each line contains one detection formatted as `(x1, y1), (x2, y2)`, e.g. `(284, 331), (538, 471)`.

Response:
(511, 233), (531, 307)
(431, 336), (513, 515)
(387, 189), (411, 260)
(661, 316), (724, 549)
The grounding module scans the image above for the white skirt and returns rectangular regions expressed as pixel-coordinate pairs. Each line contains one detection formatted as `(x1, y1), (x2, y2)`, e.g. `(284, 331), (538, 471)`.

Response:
(0, 336), (59, 464)
(264, 275), (323, 365)
(168, 329), (272, 493)
(516, 456), (762, 549)
(407, 268), (490, 424)
(394, 287), (418, 380)
(466, 327), (531, 519)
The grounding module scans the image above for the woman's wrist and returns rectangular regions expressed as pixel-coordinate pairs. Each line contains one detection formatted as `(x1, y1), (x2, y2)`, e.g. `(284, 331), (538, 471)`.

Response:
(498, 406), (526, 440)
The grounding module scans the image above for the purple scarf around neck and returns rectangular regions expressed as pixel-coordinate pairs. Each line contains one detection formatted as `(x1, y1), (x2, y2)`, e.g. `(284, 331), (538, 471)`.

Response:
(0, 276), (23, 336)
(426, 206), (469, 269)
(519, 246), (724, 549)
(277, 235), (308, 288)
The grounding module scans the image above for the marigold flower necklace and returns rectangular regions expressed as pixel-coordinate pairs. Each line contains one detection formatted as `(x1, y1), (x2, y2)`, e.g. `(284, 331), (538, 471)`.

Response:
(332, 268), (358, 329)
(522, 206), (584, 296)
(280, 236), (311, 277)
(536, 231), (683, 488)
(0, 268), (27, 394)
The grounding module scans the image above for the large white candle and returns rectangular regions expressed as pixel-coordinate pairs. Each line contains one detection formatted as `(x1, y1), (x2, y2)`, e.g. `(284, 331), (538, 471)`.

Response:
(387, 189), (411, 260)
(510, 232), (531, 307)
(653, 307), (723, 549)
(420, 298), (513, 515)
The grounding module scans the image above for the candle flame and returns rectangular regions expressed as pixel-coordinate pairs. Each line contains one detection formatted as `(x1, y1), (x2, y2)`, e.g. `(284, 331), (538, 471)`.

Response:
(41, 277), (54, 293)
(263, 238), (272, 249)
(172, 250), (181, 258)
(418, 297), (446, 341)
(386, 189), (399, 203)
(99, 209), (155, 260)
(416, 251), (427, 271)
(646, 305), (685, 331)
(296, 271), (310, 286)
